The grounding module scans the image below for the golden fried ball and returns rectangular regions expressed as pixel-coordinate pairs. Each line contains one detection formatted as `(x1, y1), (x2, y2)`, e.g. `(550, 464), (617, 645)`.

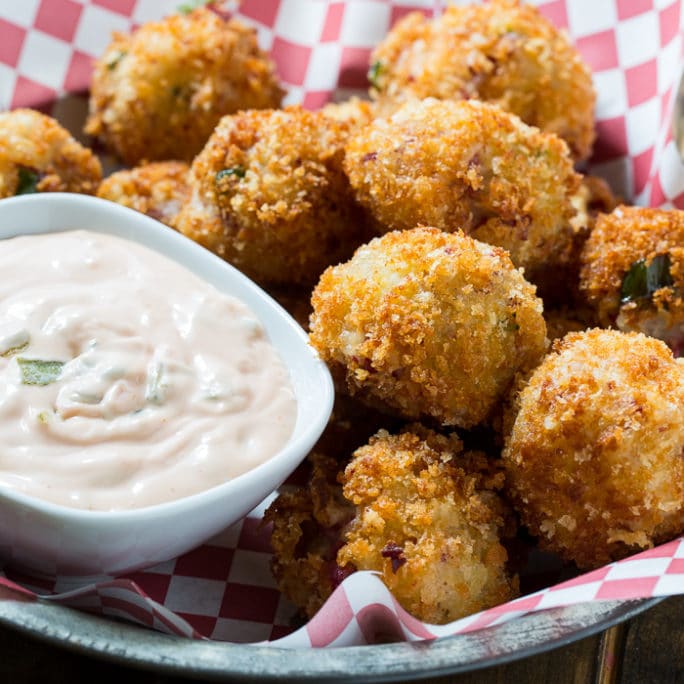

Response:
(338, 426), (518, 624)
(175, 106), (371, 286)
(0, 109), (101, 198)
(85, 8), (284, 165)
(343, 98), (581, 285)
(503, 329), (684, 568)
(370, 0), (595, 161)
(96, 161), (190, 228)
(309, 226), (547, 429)
(580, 206), (684, 354)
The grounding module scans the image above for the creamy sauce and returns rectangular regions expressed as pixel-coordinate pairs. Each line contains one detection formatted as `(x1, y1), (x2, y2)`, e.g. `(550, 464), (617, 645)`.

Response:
(0, 230), (297, 510)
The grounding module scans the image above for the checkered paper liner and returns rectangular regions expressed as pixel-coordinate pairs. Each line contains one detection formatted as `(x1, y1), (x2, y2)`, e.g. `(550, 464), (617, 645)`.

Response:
(0, 0), (683, 648)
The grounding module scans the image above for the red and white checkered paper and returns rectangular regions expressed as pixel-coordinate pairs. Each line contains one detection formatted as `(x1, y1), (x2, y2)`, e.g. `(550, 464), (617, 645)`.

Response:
(0, 0), (684, 648)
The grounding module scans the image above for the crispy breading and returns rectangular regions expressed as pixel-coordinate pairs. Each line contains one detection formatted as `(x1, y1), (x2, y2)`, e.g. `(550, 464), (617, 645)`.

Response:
(503, 329), (684, 568)
(0, 109), (101, 198)
(343, 98), (581, 285)
(85, 8), (283, 165)
(569, 175), (620, 242)
(370, 0), (595, 161)
(338, 426), (519, 624)
(309, 226), (548, 429)
(321, 97), (376, 131)
(579, 206), (684, 354)
(96, 161), (190, 228)
(540, 173), (621, 306)
(175, 106), (372, 286)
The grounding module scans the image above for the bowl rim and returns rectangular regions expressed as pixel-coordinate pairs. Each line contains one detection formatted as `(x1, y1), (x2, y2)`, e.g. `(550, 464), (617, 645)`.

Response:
(0, 192), (334, 521)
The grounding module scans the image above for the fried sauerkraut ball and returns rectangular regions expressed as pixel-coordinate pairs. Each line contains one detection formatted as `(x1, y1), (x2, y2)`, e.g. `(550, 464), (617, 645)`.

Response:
(0, 109), (101, 198)
(96, 161), (190, 228)
(175, 106), (371, 286)
(344, 98), (581, 285)
(85, 8), (283, 165)
(309, 227), (547, 429)
(503, 329), (684, 568)
(338, 426), (518, 624)
(370, 0), (595, 161)
(579, 206), (684, 354)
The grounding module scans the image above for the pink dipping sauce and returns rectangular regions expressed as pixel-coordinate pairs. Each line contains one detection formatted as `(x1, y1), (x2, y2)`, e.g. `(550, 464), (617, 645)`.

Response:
(0, 230), (297, 510)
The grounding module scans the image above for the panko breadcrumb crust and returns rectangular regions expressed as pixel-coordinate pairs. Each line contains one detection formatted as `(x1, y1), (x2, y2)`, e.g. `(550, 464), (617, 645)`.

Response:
(541, 174), (620, 307)
(321, 97), (377, 131)
(309, 226), (548, 429)
(343, 98), (582, 286)
(175, 106), (373, 286)
(96, 161), (190, 228)
(369, 0), (596, 161)
(0, 109), (101, 198)
(338, 426), (519, 624)
(579, 206), (684, 352)
(85, 8), (284, 165)
(503, 329), (684, 569)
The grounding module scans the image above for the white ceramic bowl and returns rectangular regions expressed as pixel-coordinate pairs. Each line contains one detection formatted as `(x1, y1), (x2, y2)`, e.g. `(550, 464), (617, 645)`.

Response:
(0, 193), (334, 578)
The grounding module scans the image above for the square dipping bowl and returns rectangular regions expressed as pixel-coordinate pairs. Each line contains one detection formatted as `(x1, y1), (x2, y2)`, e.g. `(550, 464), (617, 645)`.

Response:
(0, 193), (334, 578)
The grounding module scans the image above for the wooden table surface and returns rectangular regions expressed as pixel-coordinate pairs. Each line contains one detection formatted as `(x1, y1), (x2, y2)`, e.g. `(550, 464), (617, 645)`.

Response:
(0, 595), (681, 683)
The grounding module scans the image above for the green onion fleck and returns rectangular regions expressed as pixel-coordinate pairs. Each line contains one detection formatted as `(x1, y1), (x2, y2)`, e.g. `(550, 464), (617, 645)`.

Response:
(105, 50), (127, 71)
(145, 363), (166, 405)
(215, 166), (246, 183)
(15, 167), (40, 196)
(505, 314), (519, 332)
(620, 254), (674, 304)
(368, 60), (384, 89)
(177, 0), (212, 14)
(17, 358), (65, 386)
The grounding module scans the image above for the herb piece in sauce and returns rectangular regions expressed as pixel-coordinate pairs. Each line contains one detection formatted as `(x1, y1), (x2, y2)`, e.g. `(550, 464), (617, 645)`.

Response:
(145, 362), (166, 405)
(368, 60), (384, 89)
(15, 167), (40, 196)
(620, 254), (674, 304)
(215, 166), (246, 183)
(37, 410), (52, 424)
(17, 358), (65, 386)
